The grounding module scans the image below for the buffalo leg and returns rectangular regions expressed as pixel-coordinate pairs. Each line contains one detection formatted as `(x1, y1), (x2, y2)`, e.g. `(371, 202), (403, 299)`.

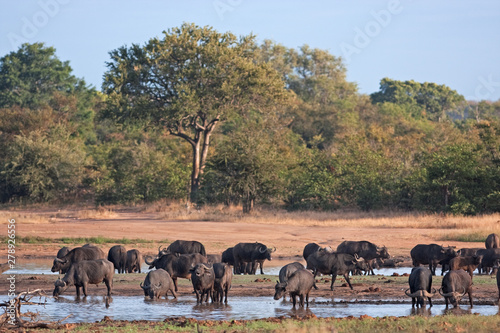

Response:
(428, 296), (433, 307)
(259, 262), (264, 275)
(299, 294), (304, 307)
(291, 293), (297, 307)
(173, 277), (178, 292)
(104, 278), (112, 296)
(75, 286), (81, 298)
(468, 291), (473, 308)
(343, 273), (354, 290)
(305, 293), (309, 306)
(82, 283), (88, 297)
(170, 288), (177, 299)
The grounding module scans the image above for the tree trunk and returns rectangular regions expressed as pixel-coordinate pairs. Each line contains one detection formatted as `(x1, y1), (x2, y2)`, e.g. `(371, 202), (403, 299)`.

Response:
(190, 138), (201, 203)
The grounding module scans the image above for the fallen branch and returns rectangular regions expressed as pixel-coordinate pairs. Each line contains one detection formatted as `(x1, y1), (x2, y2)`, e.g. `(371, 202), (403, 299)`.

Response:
(0, 289), (72, 329)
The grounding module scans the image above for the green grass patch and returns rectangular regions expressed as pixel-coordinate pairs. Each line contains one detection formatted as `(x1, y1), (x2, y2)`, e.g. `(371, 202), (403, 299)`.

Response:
(438, 231), (487, 243)
(59, 314), (500, 332)
(0, 235), (161, 245)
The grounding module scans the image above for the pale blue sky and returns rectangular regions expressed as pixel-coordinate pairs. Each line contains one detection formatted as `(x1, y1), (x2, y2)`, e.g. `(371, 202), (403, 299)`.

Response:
(1, 0), (499, 101)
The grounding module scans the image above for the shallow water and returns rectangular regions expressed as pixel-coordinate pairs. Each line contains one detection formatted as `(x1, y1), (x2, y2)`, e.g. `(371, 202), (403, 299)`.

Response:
(12, 295), (499, 323)
(3, 259), (414, 276)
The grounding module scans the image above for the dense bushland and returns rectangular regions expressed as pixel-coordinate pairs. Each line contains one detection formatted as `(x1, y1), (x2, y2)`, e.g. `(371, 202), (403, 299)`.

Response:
(1, 25), (500, 214)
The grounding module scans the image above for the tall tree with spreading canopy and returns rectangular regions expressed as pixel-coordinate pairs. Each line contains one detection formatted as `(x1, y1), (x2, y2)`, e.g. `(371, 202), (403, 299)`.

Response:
(101, 23), (292, 202)
(370, 78), (465, 122)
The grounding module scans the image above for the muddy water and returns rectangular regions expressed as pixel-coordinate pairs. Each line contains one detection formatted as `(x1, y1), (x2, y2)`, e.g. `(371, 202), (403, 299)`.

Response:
(15, 295), (500, 323)
(3, 258), (413, 276)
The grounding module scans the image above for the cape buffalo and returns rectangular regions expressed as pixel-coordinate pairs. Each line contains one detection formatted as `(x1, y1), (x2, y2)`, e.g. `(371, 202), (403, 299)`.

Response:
(306, 251), (364, 290)
(476, 248), (500, 275)
(126, 249), (142, 273)
(486, 233), (500, 249)
(439, 269), (473, 308)
(213, 262), (232, 303)
(274, 269), (315, 308)
(336, 240), (390, 275)
(108, 245), (127, 274)
(145, 253), (207, 291)
(55, 247), (71, 274)
(190, 263), (214, 303)
(410, 244), (457, 275)
(159, 240), (206, 256)
(232, 242), (276, 275)
(51, 246), (106, 274)
(53, 259), (114, 297)
(405, 267), (435, 308)
(302, 243), (334, 261)
(449, 255), (482, 278)
(140, 268), (176, 300)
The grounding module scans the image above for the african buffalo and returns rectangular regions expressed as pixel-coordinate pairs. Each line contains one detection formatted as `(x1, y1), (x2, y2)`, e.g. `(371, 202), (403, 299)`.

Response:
(410, 244), (457, 275)
(140, 268), (176, 300)
(405, 267), (435, 308)
(55, 247), (71, 274)
(213, 262), (232, 303)
(159, 240), (206, 256)
(126, 249), (142, 273)
(232, 242), (276, 275)
(476, 248), (500, 275)
(336, 240), (390, 275)
(458, 248), (482, 257)
(449, 255), (482, 278)
(51, 246), (106, 274)
(108, 245), (127, 274)
(496, 268), (500, 302)
(145, 253), (207, 291)
(274, 269), (315, 308)
(439, 269), (473, 308)
(306, 251), (364, 290)
(190, 263), (214, 303)
(302, 243), (333, 261)
(53, 259), (114, 297)
(207, 254), (222, 264)
(486, 233), (500, 249)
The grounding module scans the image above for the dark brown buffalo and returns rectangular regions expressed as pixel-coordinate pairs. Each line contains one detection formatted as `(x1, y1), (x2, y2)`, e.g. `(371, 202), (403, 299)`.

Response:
(232, 242), (276, 275)
(159, 240), (206, 256)
(449, 255), (482, 278)
(486, 233), (500, 249)
(439, 269), (473, 308)
(410, 244), (457, 275)
(274, 269), (315, 308)
(336, 240), (390, 275)
(405, 267), (435, 308)
(145, 253), (207, 291)
(126, 249), (142, 273)
(306, 251), (364, 290)
(51, 246), (105, 274)
(213, 262), (232, 303)
(108, 245), (127, 274)
(302, 243), (333, 261)
(190, 263), (214, 303)
(53, 259), (114, 297)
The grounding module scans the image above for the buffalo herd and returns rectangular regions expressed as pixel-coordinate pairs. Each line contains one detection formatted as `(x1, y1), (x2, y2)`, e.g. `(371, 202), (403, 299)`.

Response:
(49, 233), (500, 309)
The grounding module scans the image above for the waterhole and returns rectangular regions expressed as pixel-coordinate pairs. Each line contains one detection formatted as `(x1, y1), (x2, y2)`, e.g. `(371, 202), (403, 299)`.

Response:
(13, 295), (499, 323)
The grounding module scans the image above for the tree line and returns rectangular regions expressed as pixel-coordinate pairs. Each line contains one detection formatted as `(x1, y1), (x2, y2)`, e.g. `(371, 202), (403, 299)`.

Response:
(1, 23), (500, 215)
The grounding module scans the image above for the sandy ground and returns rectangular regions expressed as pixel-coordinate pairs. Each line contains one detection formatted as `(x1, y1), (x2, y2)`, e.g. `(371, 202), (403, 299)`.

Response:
(0, 208), (498, 305)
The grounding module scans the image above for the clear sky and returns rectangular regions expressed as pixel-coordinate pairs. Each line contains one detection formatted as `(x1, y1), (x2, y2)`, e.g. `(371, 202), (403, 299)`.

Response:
(1, 0), (499, 101)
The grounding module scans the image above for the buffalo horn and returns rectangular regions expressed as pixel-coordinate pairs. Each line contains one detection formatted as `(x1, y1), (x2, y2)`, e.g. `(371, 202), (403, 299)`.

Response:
(144, 255), (155, 265)
(405, 289), (435, 298)
(259, 246), (267, 253)
(272, 247), (277, 253)
(140, 282), (147, 289)
(55, 257), (66, 263)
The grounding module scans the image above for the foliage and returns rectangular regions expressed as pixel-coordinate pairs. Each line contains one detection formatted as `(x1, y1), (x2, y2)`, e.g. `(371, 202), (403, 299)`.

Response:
(203, 117), (297, 212)
(101, 23), (293, 201)
(0, 130), (86, 202)
(371, 78), (465, 122)
(92, 140), (190, 205)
